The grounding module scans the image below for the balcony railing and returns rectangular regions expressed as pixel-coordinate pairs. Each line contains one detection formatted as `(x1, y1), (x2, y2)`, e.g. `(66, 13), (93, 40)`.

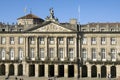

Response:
(25, 57), (78, 64)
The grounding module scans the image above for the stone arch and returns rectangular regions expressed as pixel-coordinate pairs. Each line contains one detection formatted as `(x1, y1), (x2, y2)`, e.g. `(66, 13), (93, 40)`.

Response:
(18, 64), (23, 76)
(91, 65), (97, 77)
(111, 66), (116, 78)
(82, 65), (87, 77)
(9, 64), (14, 76)
(101, 65), (106, 78)
(29, 64), (35, 76)
(0, 64), (5, 75)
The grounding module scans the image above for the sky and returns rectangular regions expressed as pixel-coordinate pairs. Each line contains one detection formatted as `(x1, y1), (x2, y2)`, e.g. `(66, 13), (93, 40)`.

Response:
(0, 0), (120, 24)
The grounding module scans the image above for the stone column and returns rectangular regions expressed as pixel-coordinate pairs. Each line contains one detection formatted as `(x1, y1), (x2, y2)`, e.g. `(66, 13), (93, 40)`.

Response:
(88, 64), (91, 78)
(22, 62), (26, 76)
(35, 64), (39, 77)
(74, 37), (77, 59)
(5, 64), (9, 76)
(116, 65), (120, 78)
(64, 37), (67, 59)
(26, 64), (29, 76)
(14, 64), (18, 76)
(64, 64), (68, 77)
(74, 64), (78, 77)
(106, 65), (110, 76)
(45, 64), (48, 77)
(54, 37), (58, 59)
(97, 65), (101, 78)
(35, 37), (39, 59)
(54, 64), (58, 76)
(45, 37), (48, 59)
(25, 37), (29, 57)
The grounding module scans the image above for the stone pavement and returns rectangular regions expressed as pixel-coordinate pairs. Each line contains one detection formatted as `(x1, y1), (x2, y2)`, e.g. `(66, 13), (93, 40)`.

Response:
(0, 76), (117, 80)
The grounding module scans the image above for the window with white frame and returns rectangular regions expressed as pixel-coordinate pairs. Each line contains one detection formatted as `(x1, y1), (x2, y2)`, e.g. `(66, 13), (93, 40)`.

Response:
(111, 48), (116, 60)
(101, 37), (106, 45)
(1, 37), (6, 44)
(1, 48), (6, 60)
(68, 37), (74, 44)
(91, 37), (96, 44)
(30, 48), (34, 59)
(39, 37), (44, 44)
(69, 48), (74, 59)
(82, 37), (87, 44)
(58, 37), (64, 44)
(111, 37), (116, 45)
(18, 48), (23, 60)
(49, 48), (54, 58)
(10, 48), (14, 60)
(91, 48), (96, 60)
(10, 37), (14, 44)
(18, 37), (24, 44)
(101, 48), (106, 60)
(58, 48), (64, 59)
(29, 37), (35, 44)
(39, 48), (44, 58)
(49, 37), (54, 44)
(82, 48), (87, 60)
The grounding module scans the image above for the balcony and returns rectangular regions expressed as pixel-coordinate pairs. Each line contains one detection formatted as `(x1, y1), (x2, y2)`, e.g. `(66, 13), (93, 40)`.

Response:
(0, 58), (22, 63)
(25, 57), (77, 64)
(87, 58), (119, 64)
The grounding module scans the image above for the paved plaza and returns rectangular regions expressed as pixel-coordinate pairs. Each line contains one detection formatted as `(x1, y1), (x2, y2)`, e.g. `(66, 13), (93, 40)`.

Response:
(0, 76), (117, 80)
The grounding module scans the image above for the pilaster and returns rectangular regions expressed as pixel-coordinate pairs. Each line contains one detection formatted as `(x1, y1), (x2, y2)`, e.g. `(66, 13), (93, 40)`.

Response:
(45, 64), (48, 77)
(64, 64), (68, 77)
(35, 64), (39, 77)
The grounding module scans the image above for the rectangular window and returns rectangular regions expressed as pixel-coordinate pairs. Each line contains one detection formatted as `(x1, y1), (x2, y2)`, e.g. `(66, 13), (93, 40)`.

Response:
(111, 49), (116, 61)
(82, 37), (87, 44)
(10, 48), (14, 60)
(69, 48), (74, 59)
(91, 48), (96, 60)
(1, 48), (6, 60)
(18, 48), (23, 60)
(101, 48), (106, 61)
(49, 37), (54, 44)
(58, 48), (64, 59)
(82, 48), (87, 60)
(58, 37), (64, 44)
(91, 37), (96, 44)
(101, 37), (106, 45)
(30, 48), (34, 60)
(68, 37), (74, 44)
(29, 37), (35, 44)
(10, 37), (14, 44)
(111, 37), (116, 45)
(18, 37), (24, 44)
(39, 48), (44, 58)
(1, 37), (6, 44)
(39, 37), (44, 44)
(49, 48), (54, 58)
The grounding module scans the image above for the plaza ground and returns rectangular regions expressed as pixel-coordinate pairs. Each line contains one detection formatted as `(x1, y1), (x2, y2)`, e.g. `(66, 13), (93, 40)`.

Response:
(0, 76), (118, 80)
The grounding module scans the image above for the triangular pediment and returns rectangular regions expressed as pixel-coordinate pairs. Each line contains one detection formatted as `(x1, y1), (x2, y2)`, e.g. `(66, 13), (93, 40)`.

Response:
(32, 22), (74, 32)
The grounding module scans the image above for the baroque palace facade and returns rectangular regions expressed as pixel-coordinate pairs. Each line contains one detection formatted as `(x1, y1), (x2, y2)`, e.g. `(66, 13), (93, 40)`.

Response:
(0, 8), (119, 78)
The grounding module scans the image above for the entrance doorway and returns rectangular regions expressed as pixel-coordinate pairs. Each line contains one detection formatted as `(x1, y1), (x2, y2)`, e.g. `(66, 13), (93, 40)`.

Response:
(48, 65), (54, 77)
(68, 65), (74, 77)
(0, 64), (5, 75)
(101, 66), (106, 78)
(58, 65), (64, 77)
(9, 64), (14, 76)
(82, 65), (87, 77)
(91, 65), (97, 77)
(29, 64), (35, 76)
(111, 66), (116, 78)
(39, 65), (44, 77)
(18, 64), (23, 76)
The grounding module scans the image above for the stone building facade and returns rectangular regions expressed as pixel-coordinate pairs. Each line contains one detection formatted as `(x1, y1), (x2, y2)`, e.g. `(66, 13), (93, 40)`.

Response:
(0, 8), (119, 78)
